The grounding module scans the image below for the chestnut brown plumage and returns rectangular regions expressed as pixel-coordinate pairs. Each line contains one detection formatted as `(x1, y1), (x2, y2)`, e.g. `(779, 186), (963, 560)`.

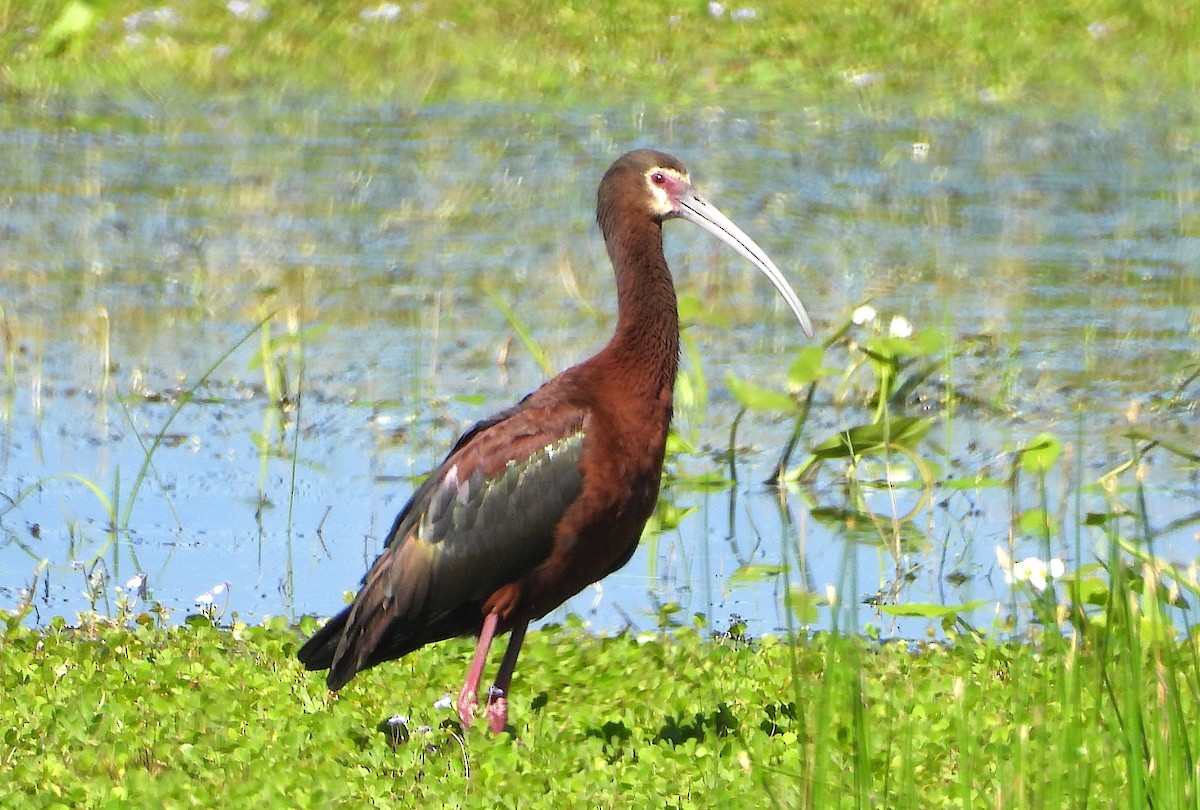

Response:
(297, 149), (814, 733)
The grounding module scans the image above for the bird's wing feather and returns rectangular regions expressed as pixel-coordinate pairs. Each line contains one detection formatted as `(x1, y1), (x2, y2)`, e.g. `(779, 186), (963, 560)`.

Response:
(389, 408), (586, 617)
(323, 402), (587, 685)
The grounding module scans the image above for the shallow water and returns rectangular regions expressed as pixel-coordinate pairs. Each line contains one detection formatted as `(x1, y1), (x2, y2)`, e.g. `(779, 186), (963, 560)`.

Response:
(1, 98), (1196, 638)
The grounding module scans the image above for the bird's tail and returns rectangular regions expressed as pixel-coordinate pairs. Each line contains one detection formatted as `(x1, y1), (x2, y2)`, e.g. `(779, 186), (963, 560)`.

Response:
(296, 608), (350, 677)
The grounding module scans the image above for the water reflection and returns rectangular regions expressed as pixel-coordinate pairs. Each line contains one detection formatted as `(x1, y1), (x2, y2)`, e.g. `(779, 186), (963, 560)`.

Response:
(0, 98), (1196, 637)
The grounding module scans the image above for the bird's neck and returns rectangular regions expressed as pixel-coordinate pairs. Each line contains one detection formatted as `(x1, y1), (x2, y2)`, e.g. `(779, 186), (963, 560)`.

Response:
(598, 221), (681, 394)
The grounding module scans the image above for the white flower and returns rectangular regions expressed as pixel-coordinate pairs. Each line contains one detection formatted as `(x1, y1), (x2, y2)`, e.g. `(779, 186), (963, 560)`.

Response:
(851, 304), (877, 325)
(731, 8), (758, 20)
(842, 70), (883, 88)
(708, 1), (725, 17)
(1018, 558), (1048, 591)
(226, 0), (268, 22)
(360, 3), (401, 22)
(825, 583), (837, 606)
(195, 592), (214, 606)
(125, 574), (145, 590)
(125, 7), (181, 32)
(997, 548), (1065, 592)
(888, 315), (913, 338)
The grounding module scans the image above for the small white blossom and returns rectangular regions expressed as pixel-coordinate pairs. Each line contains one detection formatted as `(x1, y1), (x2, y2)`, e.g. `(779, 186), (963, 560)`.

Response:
(227, 0), (268, 22)
(888, 315), (913, 338)
(125, 7), (181, 32)
(433, 694), (453, 710)
(997, 547), (1065, 593)
(842, 69), (883, 88)
(360, 3), (402, 22)
(708, 1), (725, 17)
(731, 7), (758, 20)
(825, 583), (837, 606)
(125, 574), (145, 590)
(851, 304), (877, 325)
(195, 591), (214, 606)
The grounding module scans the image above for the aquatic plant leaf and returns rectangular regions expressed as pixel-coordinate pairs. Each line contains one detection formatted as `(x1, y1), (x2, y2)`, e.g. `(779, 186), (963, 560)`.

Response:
(678, 294), (729, 327)
(42, 0), (100, 55)
(672, 470), (733, 493)
(1016, 508), (1057, 537)
(1018, 433), (1062, 473)
(785, 587), (822, 623)
(810, 416), (933, 459)
(942, 473), (1005, 490)
(725, 372), (795, 412)
(864, 328), (949, 360)
(879, 599), (991, 618)
(730, 564), (789, 585)
(787, 346), (837, 387)
(909, 328), (951, 356)
(809, 506), (928, 545)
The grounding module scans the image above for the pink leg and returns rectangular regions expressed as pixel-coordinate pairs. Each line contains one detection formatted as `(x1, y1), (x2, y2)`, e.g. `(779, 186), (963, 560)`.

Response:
(485, 619), (529, 734)
(457, 612), (499, 729)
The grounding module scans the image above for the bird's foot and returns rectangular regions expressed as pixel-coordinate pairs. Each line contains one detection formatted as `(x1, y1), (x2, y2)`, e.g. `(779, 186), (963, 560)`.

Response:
(485, 686), (508, 734)
(456, 684), (478, 730)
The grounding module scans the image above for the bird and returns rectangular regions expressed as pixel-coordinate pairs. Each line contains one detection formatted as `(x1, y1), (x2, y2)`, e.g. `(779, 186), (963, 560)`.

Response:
(297, 149), (814, 733)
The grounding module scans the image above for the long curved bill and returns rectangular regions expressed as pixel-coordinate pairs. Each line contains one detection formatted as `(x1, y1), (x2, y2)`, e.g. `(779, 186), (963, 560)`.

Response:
(677, 191), (814, 338)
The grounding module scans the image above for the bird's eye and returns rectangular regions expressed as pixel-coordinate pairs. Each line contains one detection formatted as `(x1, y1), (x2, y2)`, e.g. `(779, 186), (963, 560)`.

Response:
(650, 171), (666, 185)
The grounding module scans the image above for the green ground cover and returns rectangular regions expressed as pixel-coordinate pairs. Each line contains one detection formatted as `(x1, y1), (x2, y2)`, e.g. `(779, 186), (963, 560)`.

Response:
(2, 611), (1198, 808)
(5, 0), (1198, 113)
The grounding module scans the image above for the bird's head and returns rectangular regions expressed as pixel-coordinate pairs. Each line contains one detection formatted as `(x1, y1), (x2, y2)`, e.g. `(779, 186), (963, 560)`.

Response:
(597, 149), (814, 338)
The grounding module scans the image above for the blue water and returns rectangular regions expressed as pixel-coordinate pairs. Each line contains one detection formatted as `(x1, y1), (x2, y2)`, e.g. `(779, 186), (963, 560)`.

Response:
(1, 98), (1196, 638)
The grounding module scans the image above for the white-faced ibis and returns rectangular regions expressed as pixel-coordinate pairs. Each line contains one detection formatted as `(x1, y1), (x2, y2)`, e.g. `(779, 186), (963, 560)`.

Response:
(297, 149), (814, 733)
